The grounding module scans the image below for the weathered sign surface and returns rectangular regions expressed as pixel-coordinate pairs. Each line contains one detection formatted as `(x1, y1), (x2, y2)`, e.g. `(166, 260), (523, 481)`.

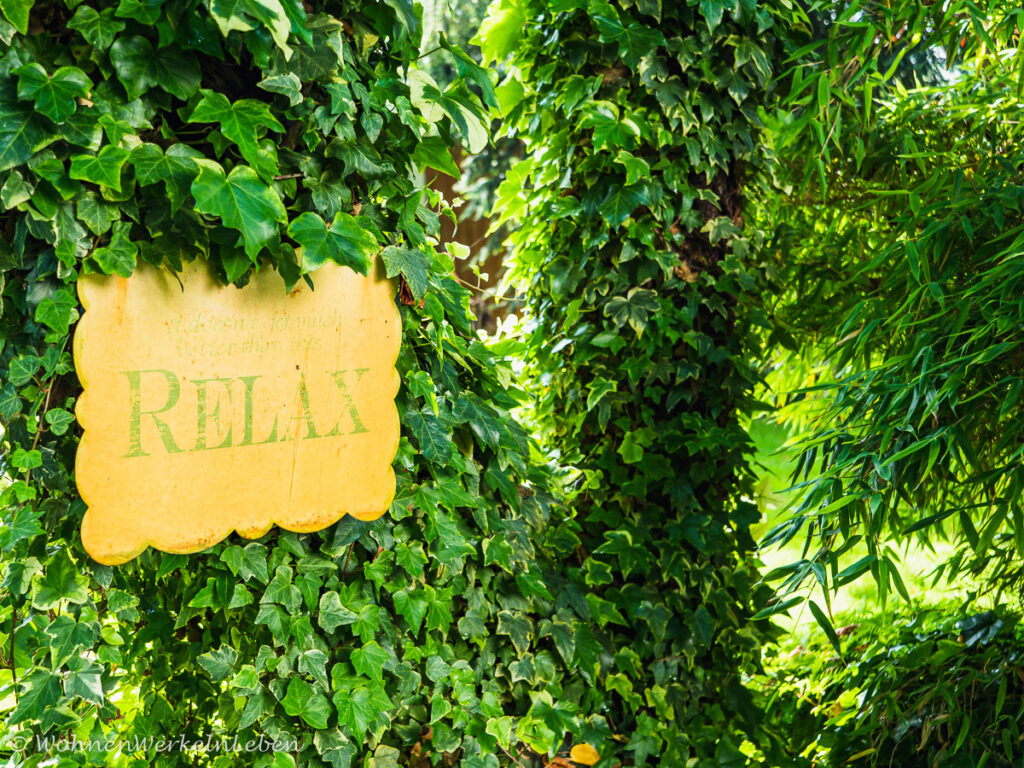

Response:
(74, 260), (400, 565)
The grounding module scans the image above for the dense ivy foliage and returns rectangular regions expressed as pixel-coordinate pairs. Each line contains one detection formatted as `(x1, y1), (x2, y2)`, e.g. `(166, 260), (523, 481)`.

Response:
(0, 1), (611, 766)
(760, 603), (1024, 766)
(482, 0), (800, 763)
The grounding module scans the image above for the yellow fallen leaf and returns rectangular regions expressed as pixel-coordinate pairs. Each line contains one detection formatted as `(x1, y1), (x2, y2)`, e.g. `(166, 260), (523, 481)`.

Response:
(570, 743), (600, 765)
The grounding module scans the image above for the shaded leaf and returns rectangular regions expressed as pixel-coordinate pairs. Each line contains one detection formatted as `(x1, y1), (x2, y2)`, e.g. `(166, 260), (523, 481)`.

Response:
(190, 159), (286, 260)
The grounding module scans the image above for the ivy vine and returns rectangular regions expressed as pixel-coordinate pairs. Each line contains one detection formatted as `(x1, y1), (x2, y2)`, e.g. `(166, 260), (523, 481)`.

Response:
(483, 0), (800, 763)
(0, 0), (601, 766)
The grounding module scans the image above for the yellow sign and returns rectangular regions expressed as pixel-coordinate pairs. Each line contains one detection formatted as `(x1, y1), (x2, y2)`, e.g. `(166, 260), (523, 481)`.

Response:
(74, 260), (400, 565)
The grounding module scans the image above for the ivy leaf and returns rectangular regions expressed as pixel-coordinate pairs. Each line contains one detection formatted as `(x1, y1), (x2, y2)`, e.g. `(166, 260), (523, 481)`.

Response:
(494, 76), (524, 117)
(0, 0), (31, 34)
(585, 594), (627, 627)
(351, 641), (388, 682)
(255, 603), (289, 639)
(603, 288), (660, 336)
(586, 378), (617, 411)
(77, 191), (121, 235)
(190, 159), (286, 260)
(599, 184), (647, 229)
(15, 64), (92, 123)
(221, 542), (270, 584)
(220, 542), (270, 584)
(92, 222), (137, 277)
(67, 6), (126, 49)
(497, 610), (533, 655)
(334, 685), (374, 740)
(281, 677), (332, 729)
(592, 4), (666, 69)
(315, 730), (356, 768)
(486, 716), (514, 750)
(11, 448), (42, 469)
(367, 745), (400, 768)
(9, 671), (60, 726)
(288, 211), (376, 275)
(44, 408), (75, 436)
(702, 215), (742, 243)
(411, 135), (459, 178)
(115, 0), (164, 24)
(393, 590), (428, 632)
(614, 150), (651, 185)
(69, 145), (130, 192)
(298, 649), (330, 690)
(382, 0), (417, 31)
(0, 100), (50, 172)
(2, 557), (40, 596)
(0, 385), (22, 419)
(453, 393), (502, 448)
(109, 36), (198, 101)
(54, 202), (90, 266)
(258, 72), (303, 106)
(699, 0), (727, 33)
(381, 245), (430, 299)
(261, 565), (302, 611)
(131, 142), (201, 212)
(483, 537), (514, 572)
(45, 616), (98, 669)
(109, 36), (155, 99)
(548, 620), (575, 665)
(8, 354), (40, 387)
(149, 45), (203, 100)
(1, 170), (33, 209)
(188, 90), (284, 179)
(472, 0), (524, 63)
(32, 551), (89, 610)
(405, 409), (452, 463)
(209, 0), (293, 59)
(318, 591), (359, 633)
(34, 287), (77, 335)
(334, 684), (392, 742)
(582, 105), (639, 151)
(691, 605), (716, 648)
(198, 646), (239, 681)
(227, 583), (253, 609)
(442, 35), (498, 108)
(424, 655), (450, 682)
(66, 661), (104, 704)
(433, 84), (488, 153)
(395, 543), (428, 580)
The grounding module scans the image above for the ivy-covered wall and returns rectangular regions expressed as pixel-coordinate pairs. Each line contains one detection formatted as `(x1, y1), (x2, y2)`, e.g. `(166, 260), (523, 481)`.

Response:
(0, 1), (601, 766)
(484, 0), (791, 763)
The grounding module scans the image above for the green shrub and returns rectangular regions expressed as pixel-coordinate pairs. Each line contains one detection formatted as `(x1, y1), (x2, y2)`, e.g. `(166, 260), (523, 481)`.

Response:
(761, 603), (1024, 767)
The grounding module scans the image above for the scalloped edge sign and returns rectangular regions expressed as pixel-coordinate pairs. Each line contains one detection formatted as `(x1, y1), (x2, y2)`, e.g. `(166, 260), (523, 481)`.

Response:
(74, 260), (400, 565)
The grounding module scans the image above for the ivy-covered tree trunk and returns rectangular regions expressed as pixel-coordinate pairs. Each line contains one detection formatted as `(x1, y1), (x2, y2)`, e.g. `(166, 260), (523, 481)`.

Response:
(0, 2), (579, 767)
(485, 0), (788, 762)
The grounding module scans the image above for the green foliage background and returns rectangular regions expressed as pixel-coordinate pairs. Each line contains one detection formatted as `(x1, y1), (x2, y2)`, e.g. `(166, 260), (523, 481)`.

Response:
(758, 603), (1024, 767)
(6, 0), (1024, 764)
(758, 1), (1024, 622)
(0, 0), (605, 766)
(479, 0), (803, 763)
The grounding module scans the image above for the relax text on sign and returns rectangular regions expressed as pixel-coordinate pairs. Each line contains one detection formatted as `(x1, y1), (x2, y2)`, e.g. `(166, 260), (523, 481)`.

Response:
(74, 260), (400, 565)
